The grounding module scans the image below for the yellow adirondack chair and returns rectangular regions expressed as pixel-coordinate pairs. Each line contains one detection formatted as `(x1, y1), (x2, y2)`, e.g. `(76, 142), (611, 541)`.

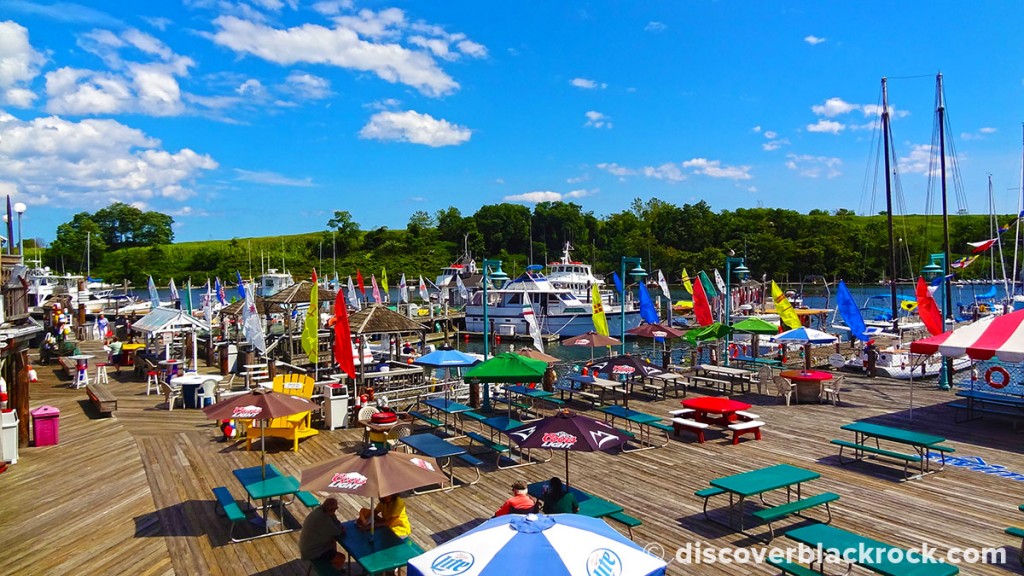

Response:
(245, 373), (319, 452)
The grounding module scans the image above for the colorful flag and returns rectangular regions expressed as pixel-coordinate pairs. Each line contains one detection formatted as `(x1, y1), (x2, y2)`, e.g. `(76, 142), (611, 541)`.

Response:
(951, 255), (979, 269)
(591, 284), (609, 336)
(240, 274), (266, 353)
(168, 278), (179, 302)
(522, 292), (544, 352)
(236, 271), (246, 300)
(915, 277), (944, 336)
(381, 268), (389, 302)
(346, 275), (358, 308)
(656, 269), (671, 299)
(969, 238), (998, 253)
(456, 274), (469, 301)
(203, 279), (213, 324)
(692, 274), (714, 326)
(334, 287), (356, 380)
(147, 276), (160, 309)
(611, 271), (624, 295)
(301, 269), (319, 364)
(418, 275), (429, 301)
(399, 273), (408, 303)
(681, 268), (693, 295)
(638, 281), (659, 324)
(697, 270), (718, 298)
(4, 195), (12, 255)
(356, 269), (365, 295)
(215, 277), (226, 305)
(835, 280), (868, 342)
(371, 274), (381, 303)
(184, 278), (193, 314)
(771, 280), (801, 330)
(713, 269), (726, 295)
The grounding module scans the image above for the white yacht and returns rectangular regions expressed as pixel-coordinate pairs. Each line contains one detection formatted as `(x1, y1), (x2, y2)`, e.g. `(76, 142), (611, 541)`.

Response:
(545, 242), (604, 296)
(464, 265), (642, 337)
(256, 269), (295, 298)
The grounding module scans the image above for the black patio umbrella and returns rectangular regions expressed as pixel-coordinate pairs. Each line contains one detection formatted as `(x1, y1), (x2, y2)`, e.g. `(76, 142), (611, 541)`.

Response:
(587, 354), (664, 408)
(506, 409), (630, 486)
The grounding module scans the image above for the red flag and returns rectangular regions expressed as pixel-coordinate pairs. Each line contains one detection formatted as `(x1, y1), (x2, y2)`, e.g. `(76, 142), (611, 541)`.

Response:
(333, 289), (356, 379)
(692, 273), (714, 326)
(356, 269), (365, 295)
(915, 277), (944, 336)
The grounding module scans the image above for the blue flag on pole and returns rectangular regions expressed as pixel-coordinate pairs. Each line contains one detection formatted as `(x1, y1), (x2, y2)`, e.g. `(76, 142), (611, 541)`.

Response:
(236, 271), (246, 300)
(612, 272), (624, 295)
(836, 280), (869, 341)
(637, 281), (659, 324)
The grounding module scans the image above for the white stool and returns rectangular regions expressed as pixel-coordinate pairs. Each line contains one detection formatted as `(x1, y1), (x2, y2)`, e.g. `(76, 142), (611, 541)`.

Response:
(146, 371), (160, 396)
(95, 363), (109, 385)
(74, 367), (89, 389)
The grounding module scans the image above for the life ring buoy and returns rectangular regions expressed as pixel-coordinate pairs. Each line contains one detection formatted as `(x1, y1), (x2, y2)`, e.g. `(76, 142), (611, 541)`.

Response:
(901, 301), (918, 312)
(985, 366), (1011, 389)
(728, 343), (739, 359)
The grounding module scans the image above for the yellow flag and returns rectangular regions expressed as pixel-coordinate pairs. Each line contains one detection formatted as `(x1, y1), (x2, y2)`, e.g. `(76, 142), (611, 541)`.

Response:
(681, 268), (693, 295)
(771, 280), (801, 329)
(301, 269), (319, 364)
(591, 284), (609, 336)
(381, 268), (389, 300)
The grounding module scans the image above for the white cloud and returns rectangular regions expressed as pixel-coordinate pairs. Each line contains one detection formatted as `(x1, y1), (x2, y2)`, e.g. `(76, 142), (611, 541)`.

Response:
(898, 144), (940, 175)
(211, 15), (465, 97)
(812, 97), (858, 117)
(0, 21), (45, 108)
(571, 77), (606, 90)
(282, 72), (331, 100)
(804, 35), (826, 45)
(785, 153), (842, 178)
(584, 110), (612, 129)
(504, 189), (593, 203)
(235, 168), (314, 187)
(642, 163), (686, 181)
(456, 39), (487, 58)
(566, 174), (589, 184)
(763, 130), (777, 139)
(644, 21), (666, 32)
(751, 125), (761, 133)
(762, 139), (789, 151)
(806, 119), (844, 134)
(312, 1), (353, 16)
(682, 158), (752, 180)
(596, 162), (634, 177)
(0, 111), (217, 207)
(237, 78), (266, 96)
(961, 127), (997, 140)
(359, 110), (471, 147)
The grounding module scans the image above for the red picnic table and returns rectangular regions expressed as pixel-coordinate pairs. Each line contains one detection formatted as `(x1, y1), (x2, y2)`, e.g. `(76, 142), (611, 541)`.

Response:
(682, 396), (752, 427)
(779, 370), (833, 403)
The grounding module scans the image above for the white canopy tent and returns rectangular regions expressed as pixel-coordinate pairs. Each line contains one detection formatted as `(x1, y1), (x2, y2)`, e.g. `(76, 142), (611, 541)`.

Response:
(130, 308), (211, 368)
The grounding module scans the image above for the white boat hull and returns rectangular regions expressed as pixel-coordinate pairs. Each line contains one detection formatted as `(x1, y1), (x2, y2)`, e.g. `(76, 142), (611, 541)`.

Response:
(465, 308), (642, 337)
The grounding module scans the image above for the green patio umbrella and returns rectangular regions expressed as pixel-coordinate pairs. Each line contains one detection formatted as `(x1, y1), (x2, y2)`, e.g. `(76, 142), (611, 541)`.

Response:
(731, 317), (780, 334)
(463, 352), (548, 382)
(684, 322), (732, 345)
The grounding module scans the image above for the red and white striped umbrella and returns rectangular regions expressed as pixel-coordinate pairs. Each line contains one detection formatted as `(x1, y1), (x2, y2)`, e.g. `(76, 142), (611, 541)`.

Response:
(909, 310), (1024, 362)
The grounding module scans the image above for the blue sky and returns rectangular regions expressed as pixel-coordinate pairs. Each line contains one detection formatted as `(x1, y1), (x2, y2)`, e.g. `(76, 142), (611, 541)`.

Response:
(2, 1), (1024, 244)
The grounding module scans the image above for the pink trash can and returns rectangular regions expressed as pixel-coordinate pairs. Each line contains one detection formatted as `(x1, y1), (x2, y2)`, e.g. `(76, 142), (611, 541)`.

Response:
(31, 405), (60, 446)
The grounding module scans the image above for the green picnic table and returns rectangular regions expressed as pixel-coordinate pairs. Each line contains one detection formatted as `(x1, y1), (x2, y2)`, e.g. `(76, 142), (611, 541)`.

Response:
(527, 481), (623, 518)
(837, 421), (954, 480)
(706, 464), (820, 532)
(337, 520), (425, 575)
(785, 523), (959, 575)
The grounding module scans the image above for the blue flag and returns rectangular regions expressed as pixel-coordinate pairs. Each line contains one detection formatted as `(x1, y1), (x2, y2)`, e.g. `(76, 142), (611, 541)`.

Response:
(637, 281), (659, 324)
(836, 280), (868, 341)
(214, 277), (226, 305)
(236, 271), (246, 300)
(612, 272), (624, 295)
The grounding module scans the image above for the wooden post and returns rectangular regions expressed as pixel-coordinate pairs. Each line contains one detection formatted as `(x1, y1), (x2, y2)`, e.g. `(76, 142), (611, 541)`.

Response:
(14, 350), (29, 447)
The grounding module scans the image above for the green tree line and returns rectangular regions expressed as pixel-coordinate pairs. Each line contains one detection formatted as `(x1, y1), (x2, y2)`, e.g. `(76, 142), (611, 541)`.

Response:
(42, 200), (1013, 287)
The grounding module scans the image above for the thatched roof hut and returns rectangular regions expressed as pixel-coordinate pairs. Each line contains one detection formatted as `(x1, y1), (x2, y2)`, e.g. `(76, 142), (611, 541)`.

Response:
(348, 305), (428, 335)
(264, 281), (339, 305)
(220, 296), (285, 316)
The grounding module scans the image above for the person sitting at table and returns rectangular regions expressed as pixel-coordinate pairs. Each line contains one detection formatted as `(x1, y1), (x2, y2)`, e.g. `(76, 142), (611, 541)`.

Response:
(494, 480), (540, 516)
(357, 493), (411, 539)
(299, 497), (346, 568)
(541, 477), (579, 514)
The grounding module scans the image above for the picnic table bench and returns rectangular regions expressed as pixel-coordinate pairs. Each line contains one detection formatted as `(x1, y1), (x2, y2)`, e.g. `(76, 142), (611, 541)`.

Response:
(785, 523), (959, 575)
(58, 356), (77, 377)
(86, 382), (117, 416)
(701, 464), (825, 540)
(832, 421), (955, 481)
(687, 374), (734, 393)
(952, 389), (1024, 424)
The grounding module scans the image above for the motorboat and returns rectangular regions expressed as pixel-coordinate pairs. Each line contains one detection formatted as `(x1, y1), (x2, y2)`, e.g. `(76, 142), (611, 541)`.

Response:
(256, 269), (295, 298)
(463, 265), (642, 337)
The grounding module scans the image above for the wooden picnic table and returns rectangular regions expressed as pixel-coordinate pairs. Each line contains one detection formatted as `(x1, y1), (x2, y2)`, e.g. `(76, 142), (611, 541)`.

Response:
(784, 523), (959, 575)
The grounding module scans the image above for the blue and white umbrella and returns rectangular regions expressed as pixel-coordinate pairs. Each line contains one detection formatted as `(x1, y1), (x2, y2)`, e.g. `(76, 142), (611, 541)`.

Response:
(407, 513), (667, 576)
(770, 327), (837, 345)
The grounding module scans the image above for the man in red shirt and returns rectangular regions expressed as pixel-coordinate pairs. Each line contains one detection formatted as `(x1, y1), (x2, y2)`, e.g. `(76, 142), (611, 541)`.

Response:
(494, 480), (539, 516)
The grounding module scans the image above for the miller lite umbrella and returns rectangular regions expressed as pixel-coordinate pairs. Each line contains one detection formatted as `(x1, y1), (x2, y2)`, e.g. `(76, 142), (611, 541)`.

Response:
(506, 410), (630, 486)
(202, 387), (317, 479)
(300, 447), (448, 535)
(407, 513), (667, 576)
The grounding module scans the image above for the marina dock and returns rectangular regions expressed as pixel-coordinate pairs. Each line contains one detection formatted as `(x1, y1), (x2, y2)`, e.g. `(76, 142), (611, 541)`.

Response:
(3, 338), (1024, 574)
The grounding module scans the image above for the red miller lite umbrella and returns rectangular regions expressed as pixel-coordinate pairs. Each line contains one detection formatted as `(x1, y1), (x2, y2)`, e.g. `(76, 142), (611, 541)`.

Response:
(505, 409), (630, 486)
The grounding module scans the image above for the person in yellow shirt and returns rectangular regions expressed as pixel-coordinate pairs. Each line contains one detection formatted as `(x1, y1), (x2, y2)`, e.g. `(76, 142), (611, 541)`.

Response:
(357, 494), (411, 539)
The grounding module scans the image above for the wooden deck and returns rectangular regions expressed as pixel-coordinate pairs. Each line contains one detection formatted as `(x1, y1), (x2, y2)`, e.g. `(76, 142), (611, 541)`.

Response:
(4, 339), (1024, 574)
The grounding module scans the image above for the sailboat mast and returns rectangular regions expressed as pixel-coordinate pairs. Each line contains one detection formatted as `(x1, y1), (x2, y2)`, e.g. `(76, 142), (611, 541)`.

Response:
(882, 77), (899, 333)
(992, 175), (1010, 298)
(1015, 123), (1024, 294)
(937, 73), (953, 325)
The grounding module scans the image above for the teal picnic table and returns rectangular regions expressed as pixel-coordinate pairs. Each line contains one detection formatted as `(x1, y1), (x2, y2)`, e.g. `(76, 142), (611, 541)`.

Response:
(706, 464), (820, 531)
(598, 404), (670, 450)
(527, 481), (624, 518)
(338, 520), (425, 575)
(838, 421), (954, 480)
(232, 464), (301, 537)
(785, 523), (959, 575)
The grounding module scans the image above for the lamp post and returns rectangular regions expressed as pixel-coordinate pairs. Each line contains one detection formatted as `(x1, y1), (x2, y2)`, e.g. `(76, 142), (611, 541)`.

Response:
(723, 256), (749, 367)
(618, 257), (646, 355)
(14, 202), (25, 260)
(921, 253), (952, 390)
(480, 258), (508, 410)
